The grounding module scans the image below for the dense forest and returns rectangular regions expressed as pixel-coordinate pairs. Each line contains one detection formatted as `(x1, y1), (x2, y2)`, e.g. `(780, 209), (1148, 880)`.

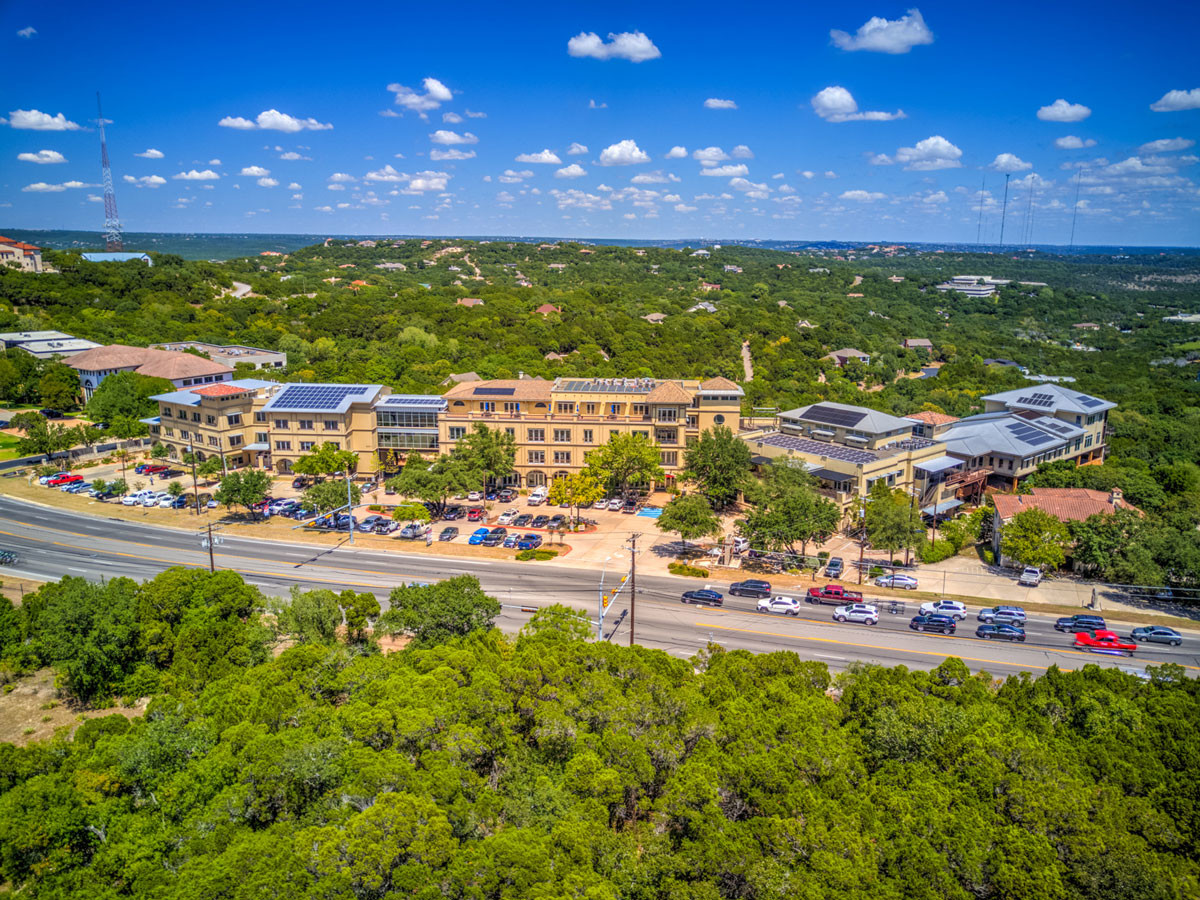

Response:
(0, 568), (1197, 899)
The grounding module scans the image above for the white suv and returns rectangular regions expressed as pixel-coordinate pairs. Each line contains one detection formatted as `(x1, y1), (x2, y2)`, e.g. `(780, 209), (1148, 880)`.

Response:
(497, 508), (519, 525)
(528, 486), (548, 505)
(756, 595), (801, 616)
(919, 599), (968, 620)
(834, 603), (879, 625)
(122, 490), (152, 506)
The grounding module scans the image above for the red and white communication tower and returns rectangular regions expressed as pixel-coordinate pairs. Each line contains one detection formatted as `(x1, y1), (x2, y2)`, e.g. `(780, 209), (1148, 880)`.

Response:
(96, 92), (123, 251)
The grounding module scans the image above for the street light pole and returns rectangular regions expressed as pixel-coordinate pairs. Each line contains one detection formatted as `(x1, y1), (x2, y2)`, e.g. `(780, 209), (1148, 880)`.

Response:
(187, 442), (200, 516)
(628, 533), (640, 648)
(345, 465), (355, 545)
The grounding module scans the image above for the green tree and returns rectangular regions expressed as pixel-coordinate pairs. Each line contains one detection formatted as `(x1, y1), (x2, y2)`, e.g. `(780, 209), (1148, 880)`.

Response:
(378, 576), (499, 646)
(302, 479), (362, 513)
(385, 453), (478, 517)
(36, 363), (80, 411)
(108, 477), (128, 497)
(106, 414), (149, 443)
(196, 456), (224, 483)
(72, 424), (103, 454)
(547, 469), (605, 526)
(150, 442), (170, 461)
(9, 412), (76, 458)
(339, 589), (380, 647)
(274, 588), (342, 645)
(390, 501), (431, 523)
(864, 482), (925, 564)
(657, 492), (722, 554)
(1000, 507), (1071, 571)
(84, 371), (172, 423)
(293, 441), (360, 477)
(738, 460), (840, 559)
(458, 423), (516, 499)
(167, 480), (185, 499)
(214, 469), (272, 518)
(682, 425), (751, 508)
(584, 432), (664, 498)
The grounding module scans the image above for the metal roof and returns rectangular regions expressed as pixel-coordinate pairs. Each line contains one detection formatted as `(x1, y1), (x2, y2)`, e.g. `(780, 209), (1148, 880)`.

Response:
(781, 401), (916, 435)
(915, 456), (963, 474)
(982, 383), (1115, 415)
(374, 394), (448, 411)
(262, 383), (382, 414)
(921, 498), (965, 516)
(938, 412), (1083, 458)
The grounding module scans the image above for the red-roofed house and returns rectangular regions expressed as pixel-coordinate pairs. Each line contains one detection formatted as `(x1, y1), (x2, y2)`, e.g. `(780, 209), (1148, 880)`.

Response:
(535, 304), (561, 316)
(0, 236), (43, 273)
(991, 487), (1141, 566)
(457, 297), (485, 308)
(66, 344), (234, 401)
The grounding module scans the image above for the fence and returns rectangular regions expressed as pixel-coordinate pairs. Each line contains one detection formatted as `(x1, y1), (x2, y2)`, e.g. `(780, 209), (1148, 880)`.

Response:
(0, 439), (154, 475)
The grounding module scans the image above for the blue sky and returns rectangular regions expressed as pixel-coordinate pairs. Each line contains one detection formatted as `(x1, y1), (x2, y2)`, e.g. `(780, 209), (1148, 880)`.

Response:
(2, 1), (1199, 245)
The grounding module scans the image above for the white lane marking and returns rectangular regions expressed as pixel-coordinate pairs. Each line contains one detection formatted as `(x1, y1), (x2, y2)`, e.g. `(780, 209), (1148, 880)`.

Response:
(67, 567), (89, 572)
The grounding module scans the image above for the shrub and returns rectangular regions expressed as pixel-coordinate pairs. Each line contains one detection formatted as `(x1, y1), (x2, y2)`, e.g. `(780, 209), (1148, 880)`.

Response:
(868, 566), (884, 578)
(668, 561), (710, 577)
(818, 551), (830, 562)
(982, 548), (995, 565)
(516, 548), (558, 561)
(368, 504), (382, 512)
(919, 540), (957, 564)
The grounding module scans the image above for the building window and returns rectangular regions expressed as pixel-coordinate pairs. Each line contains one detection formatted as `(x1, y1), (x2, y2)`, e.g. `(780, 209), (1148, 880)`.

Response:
(632, 404), (648, 417)
(162, 408), (173, 418)
(505, 427), (515, 438)
(609, 430), (620, 441)
(634, 430), (649, 439)
(657, 408), (678, 423)
(208, 436), (220, 448)
(179, 430), (189, 440)
(554, 428), (571, 443)
(324, 420), (338, 430)
(378, 432), (438, 450)
(274, 419), (289, 429)
(528, 428), (545, 442)
(229, 435), (243, 447)
(255, 412), (267, 423)
(1084, 434), (1093, 447)
(328, 442), (340, 449)
(556, 402), (574, 414)
(275, 441), (292, 451)
(528, 450), (545, 464)
(527, 471), (547, 487)
(687, 415), (698, 427)
(585, 403), (597, 415)
(298, 420), (314, 430)
(256, 432), (268, 443)
(376, 411), (437, 428)
(164, 428), (174, 438)
(655, 428), (677, 445)
(448, 426), (466, 441)
(227, 414), (242, 426)
(583, 429), (594, 443)
(481, 401), (495, 412)
(299, 441), (315, 451)
(504, 402), (520, 414)
(553, 451), (571, 464)
(192, 413), (201, 423)
(660, 451), (678, 467)
(609, 403), (620, 415)
(204, 414), (215, 426)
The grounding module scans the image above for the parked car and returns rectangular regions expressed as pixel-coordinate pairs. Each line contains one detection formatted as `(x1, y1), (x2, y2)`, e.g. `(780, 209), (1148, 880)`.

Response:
(834, 603), (879, 625)
(621, 499), (639, 514)
(875, 573), (918, 590)
(909, 614), (956, 634)
(372, 520), (398, 534)
(1130, 626), (1183, 646)
(46, 473), (83, 487)
(38, 471), (71, 485)
(502, 534), (520, 548)
(732, 536), (751, 554)
(824, 557), (845, 578)
(482, 527), (508, 547)
(1074, 630), (1137, 656)
(467, 527), (491, 545)
(729, 579), (772, 599)
(398, 523), (431, 539)
(606, 497), (624, 511)
(359, 514), (386, 530)
(142, 492), (169, 508)
(806, 584), (863, 605)
(497, 508), (519, 525)
(681, 589), (724, 607)
(169, 496), (189, 509)
(497, 488), (517, 503)
(976, 623), (1026, 642)
(467, 507), (485, 522)
(142, 464), (169, 475)
(531, 515), (550, 529)
(514, 514), (533, 528)
(158, 495), (176, 508)
(919, 600), (968, 620)
(757, 595), (802, 616)
(528, 487), (548, 505)
(1018, 566), (1043, 587)
(467, 490), (483, 501)
(977, 605), (1027, 625)
(442, 505), (463, 520)
(39, 408), (64, 419)
(292, 477), (308, 489)
(516, 534), (543, 550)
(438, 526), (459, 542)
(121, 490), (151, 506)
(1055, 614), (1106, 633)
(547, 514), (567, 529)
(66, 482), (91, 493)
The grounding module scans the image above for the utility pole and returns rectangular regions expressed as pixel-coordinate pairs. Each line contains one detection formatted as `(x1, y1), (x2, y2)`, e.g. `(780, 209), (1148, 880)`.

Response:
(1069, 165), (1083, 251)
(345, 465), (355, 545)
(628, 533), (640, 647)
(975, 174), (985, 244)
(206, 521), (216, 572)
(188, 442), (200, 516)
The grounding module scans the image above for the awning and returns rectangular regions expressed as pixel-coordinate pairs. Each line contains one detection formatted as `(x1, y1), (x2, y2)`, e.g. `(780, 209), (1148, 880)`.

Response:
(921, 498), (964, 516)
(810, 467), (852, 483)
(139, 416), (161, 425)
(915, 456), (963, 474)
(245, 442), (270, 451)
(750, 455), (774, 465)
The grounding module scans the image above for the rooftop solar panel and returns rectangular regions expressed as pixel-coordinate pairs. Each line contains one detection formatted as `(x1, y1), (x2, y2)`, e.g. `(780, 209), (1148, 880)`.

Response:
(757, 433), (878, 464)
(1077, 396), (1104, 408)
(269, 385), (371, 410)
(474, 387), (516, 396)
(801, 404), (868, 428)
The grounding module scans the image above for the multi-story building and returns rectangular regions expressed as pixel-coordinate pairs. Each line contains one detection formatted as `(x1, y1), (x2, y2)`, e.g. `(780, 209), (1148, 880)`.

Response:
(66, 344), (234, 401)
(0, 236), (43, 273)
(143, 379), (277, 470)
(0, 330), (102, 358)
(259, 383), (388, 475)
(153, 341), (287, 371)
(438, 376), (744, 488)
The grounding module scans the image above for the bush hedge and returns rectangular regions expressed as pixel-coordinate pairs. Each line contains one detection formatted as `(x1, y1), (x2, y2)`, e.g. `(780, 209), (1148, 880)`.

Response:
(668, 562), (710, 577)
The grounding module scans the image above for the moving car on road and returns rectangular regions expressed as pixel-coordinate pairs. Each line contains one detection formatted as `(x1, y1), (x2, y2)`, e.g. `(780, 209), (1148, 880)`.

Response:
(756, 596), (801, 616)
(729, 579), (772, 599)
(919, 600), (968, 620)
(681, 589), (724, 607)
(976, 623), (1026, 642)
(875, 573), (918, 590)
(978, 605), (1027, 625)
(909, 614), (956, 635)
(1074, 630), (1137, 656)
(805, 584), (863, 605)
(1055, 614), (1106, 633)
(834, 603), (879, 625)
(1018, 567), (1043, 587)
(1130, 626), (1183, 646)
(467, 527), (491, 545)
(0, 549), (18, 566)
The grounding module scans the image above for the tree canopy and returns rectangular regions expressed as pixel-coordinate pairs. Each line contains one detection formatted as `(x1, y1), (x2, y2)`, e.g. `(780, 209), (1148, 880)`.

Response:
(682, 424), (751, 508)
(1000, 506), (1072, 570)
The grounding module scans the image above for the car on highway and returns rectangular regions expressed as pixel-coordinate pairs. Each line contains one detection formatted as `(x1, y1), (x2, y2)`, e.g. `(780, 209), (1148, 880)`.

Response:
(497, 508), (519, 525)
(513, 514), (533, 528)
(681, 589), (724, 607)
(976, 623), (1026, 642)
(919, 600), (968, 620)
(467, 527), (491, 545)
(467, 507), (485, 522)
(46, 473), (83, 487)
(398, 523), (432, 540)
(729, 579), (772, 599)
(438, 526), (459, 542)
(1055, 614), (1106, 633)
(909, 613), (956, 635)
(1018, 566), (1043, 587)
(875, 573), (918, 590)
(824, 557), (845, 578)
(834, 603), (879, 625)
(0, 549), (18, 566)
(516, 534), (543, 550)
(977, 605), (1027, 625)
(1074, 630), (1137, 656)
(1130, 625), (1183, 646)
(531, 515), (550, 529)
(482, 527), (507, 547)
(756, 595), (802, 616)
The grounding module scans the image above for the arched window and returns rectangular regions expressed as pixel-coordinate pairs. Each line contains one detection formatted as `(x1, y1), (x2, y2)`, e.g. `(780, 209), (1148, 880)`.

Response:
(714, 414), (725, 425)
(553, 471), (570, 481)
(526, 471), (546, 487)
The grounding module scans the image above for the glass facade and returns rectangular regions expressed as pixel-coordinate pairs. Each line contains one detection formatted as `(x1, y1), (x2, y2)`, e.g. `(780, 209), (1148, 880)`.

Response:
(377, 410), (439, 428)
(377, 431), (439, 449)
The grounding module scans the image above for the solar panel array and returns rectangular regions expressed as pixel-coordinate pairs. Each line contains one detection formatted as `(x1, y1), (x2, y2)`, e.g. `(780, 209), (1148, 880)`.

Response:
(758, 433), (878, 464)
(377, 396), (446, 408)
(1077, 395), (1104, 408)
(269, 385), (371, 410)
(1004, 421), (1056, 447)
(1014, 392), (1056, 409)
(1040, 419), (1077, 436)
(800, 404), (868, 428)
(560, 378), (659, 394)
(473, 387), (516, 396)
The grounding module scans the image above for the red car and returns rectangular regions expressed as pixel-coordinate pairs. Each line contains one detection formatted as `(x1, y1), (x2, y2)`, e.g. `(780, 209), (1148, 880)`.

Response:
(1074, 630), (1137, 657)
(467, 507), (485, 522)
(142, 464), (169, 475)
(47, 474), (83, 487)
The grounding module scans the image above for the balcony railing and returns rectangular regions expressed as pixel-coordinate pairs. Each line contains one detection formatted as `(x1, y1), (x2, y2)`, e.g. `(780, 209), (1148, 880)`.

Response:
(944, 466), (989, 488)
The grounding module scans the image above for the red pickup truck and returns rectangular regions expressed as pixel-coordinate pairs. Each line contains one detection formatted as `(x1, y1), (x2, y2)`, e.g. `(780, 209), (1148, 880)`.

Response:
(805, 584), (864, 605)
(46, 473), (83, 487)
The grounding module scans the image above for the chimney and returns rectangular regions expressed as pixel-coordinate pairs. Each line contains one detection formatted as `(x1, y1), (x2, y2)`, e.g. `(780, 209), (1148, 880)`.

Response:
(1110, 487), (1123, 508)
(518, 371), (525, 380)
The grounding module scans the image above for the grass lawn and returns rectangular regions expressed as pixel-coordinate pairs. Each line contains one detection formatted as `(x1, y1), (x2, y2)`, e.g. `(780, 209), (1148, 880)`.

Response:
(0, 431), (22, 462)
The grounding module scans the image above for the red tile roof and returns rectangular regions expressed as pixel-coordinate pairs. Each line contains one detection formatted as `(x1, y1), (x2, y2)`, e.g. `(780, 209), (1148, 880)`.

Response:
(66, 344), (233, 380)
(191, 383), (251, 397)
(992, 487), (1141, 524)
(906, 410), (959, 425)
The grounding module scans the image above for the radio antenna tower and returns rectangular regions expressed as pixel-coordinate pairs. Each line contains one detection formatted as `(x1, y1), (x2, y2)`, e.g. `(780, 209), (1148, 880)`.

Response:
(998, 173), (1011, 248)
(96, 92), (123, 251)
(975, 174), (986, 244)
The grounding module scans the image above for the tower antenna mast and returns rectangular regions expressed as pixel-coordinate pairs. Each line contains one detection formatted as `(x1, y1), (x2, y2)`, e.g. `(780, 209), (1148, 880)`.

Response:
(97, 92), (123, 251)
(998, 173), (1011, 248)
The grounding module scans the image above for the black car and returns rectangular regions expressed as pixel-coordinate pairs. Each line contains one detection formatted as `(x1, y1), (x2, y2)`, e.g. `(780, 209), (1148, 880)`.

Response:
(1055, 614), (1106, 633)
(292, 477), (308, 489)
(681, 589), (724, 607)
(531, 515), (550, 529)
(481, 527), (507, 547)
(497, 488), (517, 503)
(729, 579), (772, 599)
(39, 408), (64, 419)
(443, 506), (464, 520)
(513, 514), (533, 528)
(910, 614), (956, 634)
(976, 623), (1026, 642)
(825, 557), (845, 578)
(439, 527), (459, 542)
(547, 514), (567, 529)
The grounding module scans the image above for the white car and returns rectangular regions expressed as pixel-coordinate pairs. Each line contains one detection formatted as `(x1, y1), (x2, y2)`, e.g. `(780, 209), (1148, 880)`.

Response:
(834, 603), (879, 625)
(1018, 566), (1043, 587)
(142, 492), (170, 507)
(38, 471), (71, 485)
(497, 508), (519, 525)
(756, 595), (801, 616)
(528, 487), (548, 505)
(122, 490), (152, 506)
(919, 600), (968, 620)
(269, 498), (298, 514)
(157, 495), (177, 508)
(606, 497), (624, 511)
(467, 490), (483, 501)
(875, 573), (919, 590)
(732, 536), (751, 554)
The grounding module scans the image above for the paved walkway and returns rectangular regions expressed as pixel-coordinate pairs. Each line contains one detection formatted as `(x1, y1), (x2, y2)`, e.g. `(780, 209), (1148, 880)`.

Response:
(741, 340), (754, 381)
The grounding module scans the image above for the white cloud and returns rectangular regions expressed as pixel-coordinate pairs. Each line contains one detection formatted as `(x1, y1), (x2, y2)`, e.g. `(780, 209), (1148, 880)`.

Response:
(515, 149), (562, 164)
(567, 142), (588, 155)
(17, 149), (65, 164)
(665, 145), (688, 159)
(465, 109), (486, 118)
(135, 148), (164, 159)
(219, 109), (332, 131)
(327, 184), (346, 191)
(1037, 99), (1091, 122)
(1150, 88), (1200, 112)
(257, 177), (278, 187)
(800, 170), (815, 179)
(1138, 137), (1194, 154)
(172, 169), (220, 180)
(567, 31), (661, 63)
(598, 139), (650, 165)
(314, 205), (333, 212)
(588, 99), (607, 110)
(699, 164), (749, 177)
(895, 134), (962, 170)
(674, 203), (698, 213)
(122, 174), (167, 187)
(731, 144), (754, 158)
(499, 169), (534, 183)
(430, 148), (476, 161)
(22, 180), (91, 192)
(630, 170), (680, 184)
(240, 165), (270, 176)
(1054, 135), (1097, 149)
(704, 98), (738, 110)
(328, 172), (357, 183)
(730, 177), (769, 199)
(279, 150), (311, 160)
(288, 182), (301, 190)
(555, 163), (588, 179)
(442, 112), (463, 124)
(17, 26), (36, 38)
(208, 158), (221, 165)
(831, 8), (933, 54)
(6, 109), (81, 131)
(363, 165), (404, 182)
(990, 153), (1032, 173)
(867, 152), (893, 165)
(693, 146), (730, 166)
(824, 170), (837, 179)
(387, 77), (453, 113)
(1102, 157), (1176, 177)
(840, 189), (886, 201)
(922, 190), (948, 204)
(811, 86), (905, 122)
(430, 129), (478, 145)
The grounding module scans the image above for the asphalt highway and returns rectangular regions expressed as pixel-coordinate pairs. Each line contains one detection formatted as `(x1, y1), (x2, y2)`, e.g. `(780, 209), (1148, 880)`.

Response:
(2, 495), (1196, 679)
